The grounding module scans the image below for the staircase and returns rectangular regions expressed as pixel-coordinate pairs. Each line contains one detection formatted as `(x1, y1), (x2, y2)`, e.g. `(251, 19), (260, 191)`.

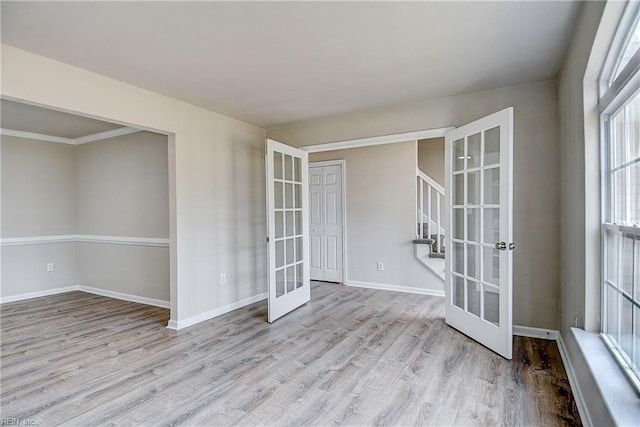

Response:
(413, 168), (445, 280)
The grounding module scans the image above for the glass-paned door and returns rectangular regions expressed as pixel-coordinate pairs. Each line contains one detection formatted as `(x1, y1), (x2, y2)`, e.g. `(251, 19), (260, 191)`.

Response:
(266, 139), (310, 322)
(444, 108), (514, 359)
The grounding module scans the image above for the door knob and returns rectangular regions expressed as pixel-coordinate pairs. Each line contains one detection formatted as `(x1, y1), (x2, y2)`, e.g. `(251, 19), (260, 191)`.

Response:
(495, 241), (507, 251)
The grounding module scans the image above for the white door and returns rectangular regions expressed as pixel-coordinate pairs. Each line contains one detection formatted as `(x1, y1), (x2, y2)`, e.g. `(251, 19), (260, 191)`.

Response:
(266, 139), (310, 322)
(309, 163), (344, 282)
(444, 108), (514, 359)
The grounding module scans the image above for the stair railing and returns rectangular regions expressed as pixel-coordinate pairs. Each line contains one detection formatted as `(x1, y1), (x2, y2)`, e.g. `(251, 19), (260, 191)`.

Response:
(416, 168), (445, 256)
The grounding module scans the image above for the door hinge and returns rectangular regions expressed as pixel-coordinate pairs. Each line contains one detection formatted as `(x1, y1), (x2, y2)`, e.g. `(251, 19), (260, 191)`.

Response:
(266, 236), (270, 243)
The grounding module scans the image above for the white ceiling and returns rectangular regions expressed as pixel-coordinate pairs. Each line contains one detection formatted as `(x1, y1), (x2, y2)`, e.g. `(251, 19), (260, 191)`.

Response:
(1, 1), (581, 128)
(1, 99), (123, 138)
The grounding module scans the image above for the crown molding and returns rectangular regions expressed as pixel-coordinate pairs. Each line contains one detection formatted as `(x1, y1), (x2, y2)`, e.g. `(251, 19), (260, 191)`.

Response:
(1, 127), (141, 145)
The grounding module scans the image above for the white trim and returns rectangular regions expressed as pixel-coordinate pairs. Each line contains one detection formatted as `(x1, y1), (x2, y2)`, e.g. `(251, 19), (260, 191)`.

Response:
(557, 332), (593, 427)
(309, 159), (348, 285)
(0, 284), (170, 309)
(0, 285), (78, 304)
(300, 127), (453, 153)
(0, 127), (141, 145)
(166, 292), (268, 330)
(77, 285), (169, 309)
(76, 235), (169, 247)
(0, 235), (77, 246)
(345, 280), (445, 297)
(74, 127), (141, 144)
(1, 234), (170, 248)
(513, 325), (559, 340)
(0, 128), (75, 144)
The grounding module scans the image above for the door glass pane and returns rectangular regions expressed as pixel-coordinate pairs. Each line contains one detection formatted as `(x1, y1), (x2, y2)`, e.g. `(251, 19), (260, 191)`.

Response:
(275, 181), (283, 209)
(286, 238), (294, 265)
(483, 168), (500, 205)
(453, 275), (464, 309)
(453, 174), (464, 205)
(484, 285), (499, 325)
(454, 139), (465, 171)
(467, 133), (481, 168)
(295, 211), (302, 235)
(484, 126), (500, 166)
(467, 243), (480, 279)
(468, 171), (480, 205)
(275, 211), (284, 238)
(296, 237), (303, 262)
(274, 152), (283, 180)
(606, 285), (619, 339)
(294, 157), (302, 182)
(453, 242), (464, 274)
(286, 266), (295, 292)
(467, 208), (480, 242)
(467, 280), (481, 317)
(276, 269), (285, 297)
(630, 163), (640, 225)
(286, 211), (294, 236)
(285, 183), (294, 208)
(276, 240), (285, 268)
(295, 184), (302, 209)
(483, 208), (500, 244)
(296, 263), (303, 288)
(452, 208), (464, 240)
(285, 154), (293, 181)
(482, 246), (499, 286)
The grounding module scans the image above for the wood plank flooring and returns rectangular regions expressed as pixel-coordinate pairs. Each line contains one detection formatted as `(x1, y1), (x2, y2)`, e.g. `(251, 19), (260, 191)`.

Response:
(1, 282), (581, 426)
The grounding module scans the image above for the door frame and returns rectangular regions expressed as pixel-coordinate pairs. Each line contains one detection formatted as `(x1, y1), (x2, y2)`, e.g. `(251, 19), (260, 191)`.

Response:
(309, 159), (348, 284)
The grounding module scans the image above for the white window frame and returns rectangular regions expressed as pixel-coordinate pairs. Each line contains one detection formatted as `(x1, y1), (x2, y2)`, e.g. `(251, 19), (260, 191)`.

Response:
(599, 1), (640, 394)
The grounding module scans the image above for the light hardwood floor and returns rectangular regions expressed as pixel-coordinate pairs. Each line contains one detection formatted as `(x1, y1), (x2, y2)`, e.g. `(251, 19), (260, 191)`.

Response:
(1, 282), (581, 426)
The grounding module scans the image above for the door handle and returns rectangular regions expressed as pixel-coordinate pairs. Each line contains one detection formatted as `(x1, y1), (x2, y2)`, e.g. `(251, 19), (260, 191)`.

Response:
(495, 241), (507, 251)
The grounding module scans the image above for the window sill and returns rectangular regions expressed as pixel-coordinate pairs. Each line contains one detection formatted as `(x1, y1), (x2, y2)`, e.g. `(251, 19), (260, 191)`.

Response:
(571, 327), (640, 426)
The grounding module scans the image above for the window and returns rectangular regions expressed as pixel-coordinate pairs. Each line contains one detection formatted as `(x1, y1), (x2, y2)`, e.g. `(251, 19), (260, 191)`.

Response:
(600, 2), (640, 393)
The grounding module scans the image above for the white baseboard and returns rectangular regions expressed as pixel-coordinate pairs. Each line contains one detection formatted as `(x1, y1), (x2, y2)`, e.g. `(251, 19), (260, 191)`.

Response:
(0, 285), (78, 304)
(345, 280), (445, 297)
(1, 284), (169, 309)
(77, 285), (169, 309)
(166, 292), (268, 330)
(513, 325), (559, 340)
(557, 333), (592, 427)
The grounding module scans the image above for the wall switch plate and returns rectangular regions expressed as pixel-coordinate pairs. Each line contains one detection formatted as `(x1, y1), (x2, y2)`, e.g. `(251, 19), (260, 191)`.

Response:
(377, 262), (384, 271)
(47, 263), (55, 272)
(220, 273), (226, 284)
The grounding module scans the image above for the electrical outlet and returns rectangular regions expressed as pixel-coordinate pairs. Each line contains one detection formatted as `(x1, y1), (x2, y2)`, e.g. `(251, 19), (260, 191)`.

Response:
(220, 273), (226, 284)
(47, 263), (55, 272)
(377, 262), (384, 271)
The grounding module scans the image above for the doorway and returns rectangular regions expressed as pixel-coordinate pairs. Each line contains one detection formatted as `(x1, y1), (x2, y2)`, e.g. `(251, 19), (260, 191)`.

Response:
(309, 160), (345, 283)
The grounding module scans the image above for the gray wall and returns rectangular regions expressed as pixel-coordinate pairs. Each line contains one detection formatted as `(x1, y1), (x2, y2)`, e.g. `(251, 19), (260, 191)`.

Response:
(1, 136), (76, 237)
(270, 80), (560, 330)
(558, 1), (619, 426)
(76, 131), (169, 301)
(0, 131), (170, 302)
(310, 141), (442, 292)
(417, 137), (445, 186)
(1, 136), (77, 295)
(76, 131), (169, 237)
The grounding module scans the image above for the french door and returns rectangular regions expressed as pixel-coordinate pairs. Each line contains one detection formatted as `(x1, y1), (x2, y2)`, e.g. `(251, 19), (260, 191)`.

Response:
(444, 108), (514, 359)
(266, 139), (310, 322)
